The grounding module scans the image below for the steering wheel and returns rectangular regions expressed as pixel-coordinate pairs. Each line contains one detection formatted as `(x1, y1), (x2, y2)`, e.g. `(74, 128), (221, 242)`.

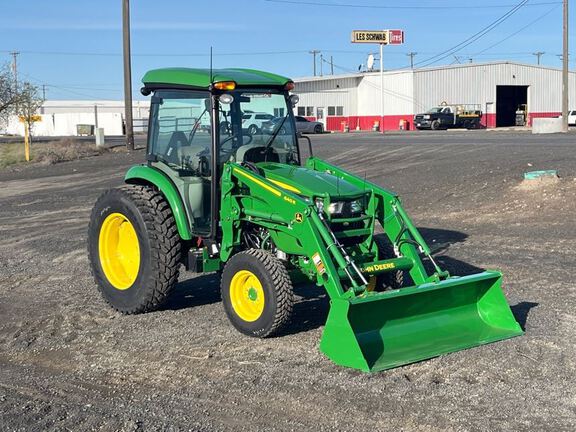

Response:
(219, 133), (253, 161)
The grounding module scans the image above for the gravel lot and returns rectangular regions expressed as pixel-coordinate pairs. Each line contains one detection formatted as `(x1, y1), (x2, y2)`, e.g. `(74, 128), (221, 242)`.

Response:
(1, 130), (575, 431)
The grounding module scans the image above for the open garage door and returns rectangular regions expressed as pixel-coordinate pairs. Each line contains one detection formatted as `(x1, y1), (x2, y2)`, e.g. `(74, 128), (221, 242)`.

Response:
(496, 85), (528, 127)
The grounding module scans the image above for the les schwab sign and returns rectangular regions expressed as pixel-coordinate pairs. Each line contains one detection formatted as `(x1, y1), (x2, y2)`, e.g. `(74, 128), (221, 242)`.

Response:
(351, 29), (404, 45)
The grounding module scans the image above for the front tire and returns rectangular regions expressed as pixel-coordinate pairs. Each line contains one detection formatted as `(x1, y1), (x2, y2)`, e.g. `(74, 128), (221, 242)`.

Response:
(430, 120), (441, 130)
(88, 185), (181, 314)
(221, 249), (294, 338)
(314, 124), (323, 134)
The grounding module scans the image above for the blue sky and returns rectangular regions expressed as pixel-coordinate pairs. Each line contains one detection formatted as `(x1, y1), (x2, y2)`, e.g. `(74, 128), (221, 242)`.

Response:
(0, 0), (571, 100)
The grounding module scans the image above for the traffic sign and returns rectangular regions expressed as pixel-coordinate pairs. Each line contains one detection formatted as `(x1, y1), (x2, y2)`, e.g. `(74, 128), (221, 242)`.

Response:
(19, 115), (42, 123)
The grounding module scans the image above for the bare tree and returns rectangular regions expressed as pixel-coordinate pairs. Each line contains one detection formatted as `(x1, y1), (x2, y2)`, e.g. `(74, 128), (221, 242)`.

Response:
(16, 82), (44, 141)
(0, 64), (19, 120)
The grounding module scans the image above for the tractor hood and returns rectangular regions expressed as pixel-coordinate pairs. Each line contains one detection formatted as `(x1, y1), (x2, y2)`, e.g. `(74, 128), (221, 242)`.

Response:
(258, 162), (365, 200)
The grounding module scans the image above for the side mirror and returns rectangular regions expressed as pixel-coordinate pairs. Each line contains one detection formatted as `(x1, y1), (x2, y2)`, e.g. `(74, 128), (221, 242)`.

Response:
(289, 94), (300, 107)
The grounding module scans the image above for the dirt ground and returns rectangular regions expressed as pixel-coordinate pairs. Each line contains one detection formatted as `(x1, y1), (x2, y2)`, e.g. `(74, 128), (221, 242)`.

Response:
(1, 131), (575, 431)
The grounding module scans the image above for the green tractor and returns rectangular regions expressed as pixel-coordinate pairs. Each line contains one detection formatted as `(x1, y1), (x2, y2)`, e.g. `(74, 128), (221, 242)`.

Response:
(88, 67), (522, 372)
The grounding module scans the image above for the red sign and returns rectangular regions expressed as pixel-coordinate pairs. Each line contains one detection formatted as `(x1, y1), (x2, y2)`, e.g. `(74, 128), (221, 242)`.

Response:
(388, 30), (404, 45)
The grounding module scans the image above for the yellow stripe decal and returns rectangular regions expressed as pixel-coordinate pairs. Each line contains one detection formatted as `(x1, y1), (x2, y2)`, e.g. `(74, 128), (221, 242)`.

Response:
(269, 179), (301, 194)
(233, 168), (282, 197)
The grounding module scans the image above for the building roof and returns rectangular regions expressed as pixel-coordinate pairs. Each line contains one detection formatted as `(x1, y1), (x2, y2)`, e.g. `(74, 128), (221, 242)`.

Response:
(293, 61), (575, 83)
(142, 68), (292, 90)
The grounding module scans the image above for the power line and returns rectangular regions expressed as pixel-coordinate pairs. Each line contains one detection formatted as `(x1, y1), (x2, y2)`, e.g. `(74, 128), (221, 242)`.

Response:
(264, 0), (560, 9)
(472, 4), (561, 57)
(414, 0), (529, 68)
(1, 49), (311, 58)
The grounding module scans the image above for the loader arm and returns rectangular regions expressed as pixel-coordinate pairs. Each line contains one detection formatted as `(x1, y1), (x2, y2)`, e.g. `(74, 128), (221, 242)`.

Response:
(305, 157), (444, 284)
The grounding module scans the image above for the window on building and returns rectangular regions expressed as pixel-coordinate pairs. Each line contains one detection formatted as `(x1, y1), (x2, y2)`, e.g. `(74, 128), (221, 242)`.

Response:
(327, 106), (344, 116)
(297, 106), (305, 116)
(306, 106), (314, 116)
(273, 107), (285, 117)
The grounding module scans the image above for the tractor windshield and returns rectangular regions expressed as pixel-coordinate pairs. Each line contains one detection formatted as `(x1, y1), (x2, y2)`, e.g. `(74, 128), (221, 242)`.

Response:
(218, 90), (300, 165)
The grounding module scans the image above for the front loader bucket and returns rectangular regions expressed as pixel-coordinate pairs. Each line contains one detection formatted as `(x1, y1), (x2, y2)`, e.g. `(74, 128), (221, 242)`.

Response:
(320, 271), (523, 372)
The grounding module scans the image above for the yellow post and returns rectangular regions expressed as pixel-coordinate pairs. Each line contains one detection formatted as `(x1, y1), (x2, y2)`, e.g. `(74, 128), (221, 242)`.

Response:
(24, 122), (30, 162)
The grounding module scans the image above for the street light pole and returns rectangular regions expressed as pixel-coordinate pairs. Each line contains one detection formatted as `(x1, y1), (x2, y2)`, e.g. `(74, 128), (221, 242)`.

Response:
(561, 0), (569, 132)
(122, 0), (135, 150)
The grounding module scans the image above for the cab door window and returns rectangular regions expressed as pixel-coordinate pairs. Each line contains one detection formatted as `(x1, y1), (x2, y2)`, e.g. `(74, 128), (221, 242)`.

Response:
(149, 90), (212, 175)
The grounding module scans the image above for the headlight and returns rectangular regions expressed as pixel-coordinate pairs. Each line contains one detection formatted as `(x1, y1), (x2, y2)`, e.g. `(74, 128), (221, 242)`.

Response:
(423, 114), (430, 119)
(328, 202), (344, 214)
(327, 200), (363, 216)
(350, 199), (363, 213)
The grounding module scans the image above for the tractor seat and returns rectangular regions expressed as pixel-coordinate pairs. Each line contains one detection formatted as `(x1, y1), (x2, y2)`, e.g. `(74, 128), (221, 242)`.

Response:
(236, 145), (280, 164)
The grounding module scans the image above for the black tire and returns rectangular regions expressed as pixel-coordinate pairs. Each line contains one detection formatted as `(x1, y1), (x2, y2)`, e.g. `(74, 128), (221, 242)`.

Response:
(430, 120), (441, 130)
(373, 234), (405, 291)
(314, 124), (323, 134)
(88, 185), (181, 314)
(248, 124), (259, 135)
(221, 249), (294, 338)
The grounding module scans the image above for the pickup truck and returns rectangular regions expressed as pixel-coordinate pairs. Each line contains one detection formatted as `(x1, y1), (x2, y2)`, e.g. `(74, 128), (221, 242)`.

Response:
(414, 104), (482, 130)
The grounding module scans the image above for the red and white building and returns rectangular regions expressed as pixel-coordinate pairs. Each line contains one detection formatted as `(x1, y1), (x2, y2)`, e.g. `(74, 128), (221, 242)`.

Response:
(293, 61), (576, 131)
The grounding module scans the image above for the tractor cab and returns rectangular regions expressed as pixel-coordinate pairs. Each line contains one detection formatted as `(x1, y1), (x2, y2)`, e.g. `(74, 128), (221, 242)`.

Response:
(143, 69), (301, 236)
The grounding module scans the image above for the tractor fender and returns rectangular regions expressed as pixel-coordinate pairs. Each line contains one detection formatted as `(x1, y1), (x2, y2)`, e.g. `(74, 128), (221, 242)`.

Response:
(124, 165), (192, 240)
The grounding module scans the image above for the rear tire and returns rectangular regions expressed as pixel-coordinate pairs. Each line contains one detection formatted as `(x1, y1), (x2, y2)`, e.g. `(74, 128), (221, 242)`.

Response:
(248, 124), (259, 135)
(372, 234), (405, 291)
(314, 124), (323, 134)
(88, 185), (181, 314)
(221, 249), (294, 338)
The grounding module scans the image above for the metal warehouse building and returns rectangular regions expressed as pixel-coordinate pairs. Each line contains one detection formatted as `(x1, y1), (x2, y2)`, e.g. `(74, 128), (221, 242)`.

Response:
(293, 62), (576, 131)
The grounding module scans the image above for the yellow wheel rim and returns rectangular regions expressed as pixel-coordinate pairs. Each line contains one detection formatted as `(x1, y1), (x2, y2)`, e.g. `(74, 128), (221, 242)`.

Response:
(98, 212), (140, 290)
(229, 270), (265, 322)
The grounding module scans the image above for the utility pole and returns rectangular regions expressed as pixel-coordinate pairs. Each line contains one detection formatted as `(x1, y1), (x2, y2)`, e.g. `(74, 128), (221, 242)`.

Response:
(407, 52), (417, 69)
(533, 51), (545, 65)
(330, 55), (334, 75)
(42, 84), (47, 100)
(380, 43), (384, 133)
(561, 0), (569, 132)
(9, 51), (19, 92)
(122, 0), (135, 150)
(309, 50), (320, 76)
(319, 53), (324, 76)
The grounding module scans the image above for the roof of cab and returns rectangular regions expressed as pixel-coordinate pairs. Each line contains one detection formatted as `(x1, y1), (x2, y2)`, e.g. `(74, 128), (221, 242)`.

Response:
(142, 68), (292, 90)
